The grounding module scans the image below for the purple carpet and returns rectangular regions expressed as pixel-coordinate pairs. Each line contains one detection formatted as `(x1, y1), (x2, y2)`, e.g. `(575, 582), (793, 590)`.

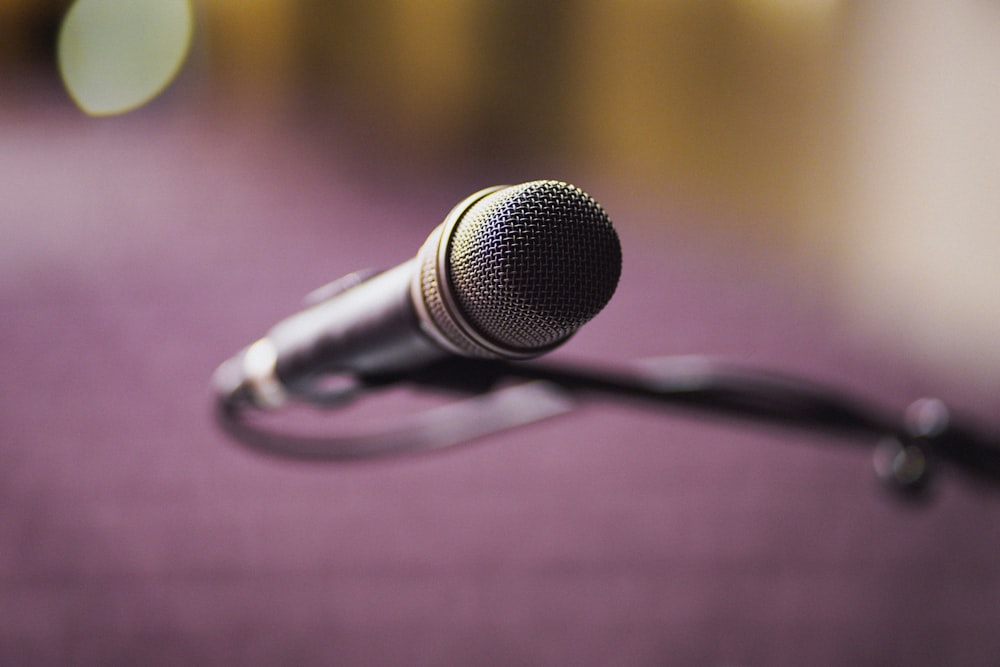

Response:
(3, 106), (1000, 666)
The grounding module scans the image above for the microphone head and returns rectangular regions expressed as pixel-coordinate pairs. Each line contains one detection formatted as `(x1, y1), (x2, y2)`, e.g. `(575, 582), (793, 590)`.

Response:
(415, 180), (621, 358)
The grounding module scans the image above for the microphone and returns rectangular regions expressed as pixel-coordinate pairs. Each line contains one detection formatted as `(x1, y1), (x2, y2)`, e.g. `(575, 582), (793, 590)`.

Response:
(214, 180), (622, 409)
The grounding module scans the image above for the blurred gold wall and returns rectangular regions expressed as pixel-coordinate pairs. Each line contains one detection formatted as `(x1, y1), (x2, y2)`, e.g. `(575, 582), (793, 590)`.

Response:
(195, 0), (846, 239)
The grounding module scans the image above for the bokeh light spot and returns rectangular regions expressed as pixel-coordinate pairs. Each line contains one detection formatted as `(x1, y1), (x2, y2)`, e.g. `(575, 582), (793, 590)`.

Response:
(57, 0), (194, 116)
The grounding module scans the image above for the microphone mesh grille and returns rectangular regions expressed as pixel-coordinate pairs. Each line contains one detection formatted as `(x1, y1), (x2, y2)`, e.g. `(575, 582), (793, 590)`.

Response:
(447, 180), (621, 351)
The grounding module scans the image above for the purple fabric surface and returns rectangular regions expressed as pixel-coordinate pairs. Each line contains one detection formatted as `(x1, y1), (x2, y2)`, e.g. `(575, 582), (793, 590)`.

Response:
(3, 109), (1000, 666)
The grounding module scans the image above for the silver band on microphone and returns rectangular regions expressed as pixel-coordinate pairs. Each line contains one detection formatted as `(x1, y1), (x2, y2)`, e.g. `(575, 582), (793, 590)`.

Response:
(412, 185), (507, 358)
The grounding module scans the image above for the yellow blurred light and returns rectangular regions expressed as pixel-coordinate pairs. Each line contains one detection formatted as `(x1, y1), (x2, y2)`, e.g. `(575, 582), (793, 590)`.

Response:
(57, 0), (194, 116)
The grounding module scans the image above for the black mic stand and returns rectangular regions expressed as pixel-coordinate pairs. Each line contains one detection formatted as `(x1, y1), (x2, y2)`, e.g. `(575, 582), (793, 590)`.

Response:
(216, 355), (1000, 498)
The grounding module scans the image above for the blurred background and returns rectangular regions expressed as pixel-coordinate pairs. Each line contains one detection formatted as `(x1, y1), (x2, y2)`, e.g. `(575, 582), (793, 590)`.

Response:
(3, 2), (1000, 665)
(3, 0), (998, 383)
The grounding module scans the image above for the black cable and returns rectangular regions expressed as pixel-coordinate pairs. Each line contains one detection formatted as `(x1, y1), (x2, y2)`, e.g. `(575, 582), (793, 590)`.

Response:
(216, 356), (1000, 493)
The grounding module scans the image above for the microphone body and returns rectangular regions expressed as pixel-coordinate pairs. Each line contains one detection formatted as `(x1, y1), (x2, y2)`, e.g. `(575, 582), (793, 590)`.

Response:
(269, 259), (437, 384)
(215, 181), (621, 408)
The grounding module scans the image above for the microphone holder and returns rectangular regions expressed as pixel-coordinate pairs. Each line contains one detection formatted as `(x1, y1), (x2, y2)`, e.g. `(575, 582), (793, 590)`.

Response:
(216, 355), (1000, 497)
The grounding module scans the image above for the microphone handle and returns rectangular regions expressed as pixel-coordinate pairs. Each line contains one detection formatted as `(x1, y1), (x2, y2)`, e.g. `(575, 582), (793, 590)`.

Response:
(268, 259), (444, 389)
